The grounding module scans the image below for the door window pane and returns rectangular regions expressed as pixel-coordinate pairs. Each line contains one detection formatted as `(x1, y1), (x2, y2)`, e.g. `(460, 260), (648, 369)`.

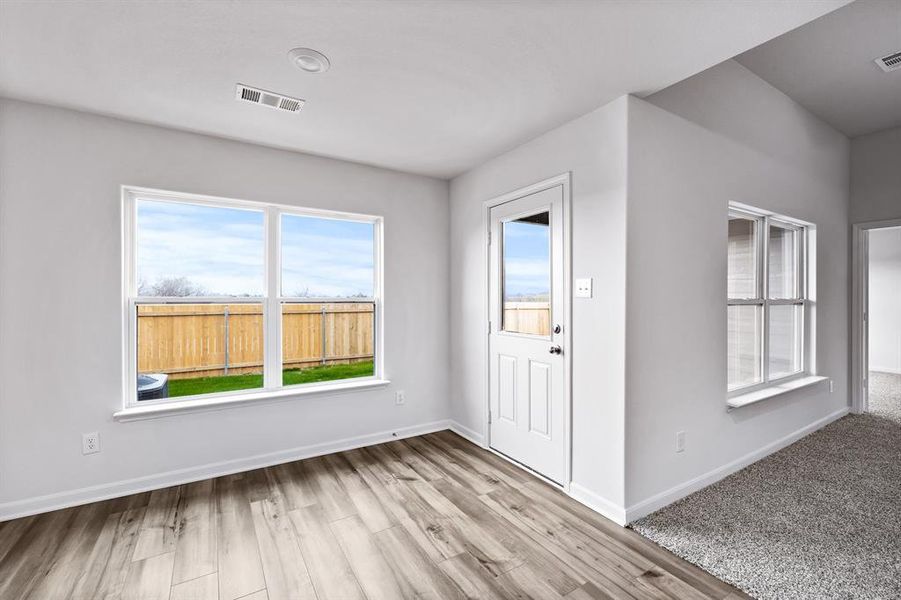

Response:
(282, 302), (374, 385)
(769, 304), (803, 379)
(281, 215), (375, 298)
(137, 200), (265, 297)
(728, 304), (763, 390)
(136, 303), (264, 400)
(728, 216), (758, 298)
(502, 211), (550, 336)
(768, 224), (799, 299)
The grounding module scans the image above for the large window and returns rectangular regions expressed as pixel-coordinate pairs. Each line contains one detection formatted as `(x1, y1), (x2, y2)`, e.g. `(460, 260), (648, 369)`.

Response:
(124, 187), (381, 407)
(727, 205), (812, 395)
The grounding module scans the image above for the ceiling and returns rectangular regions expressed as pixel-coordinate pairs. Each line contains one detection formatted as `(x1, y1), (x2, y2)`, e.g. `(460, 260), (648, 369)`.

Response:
(738, 0), (901, 139)
(0, 0), (849, 179)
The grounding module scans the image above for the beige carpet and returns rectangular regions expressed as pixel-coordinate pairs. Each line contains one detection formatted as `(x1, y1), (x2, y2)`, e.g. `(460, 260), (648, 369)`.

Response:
(869, 371), (901, 421)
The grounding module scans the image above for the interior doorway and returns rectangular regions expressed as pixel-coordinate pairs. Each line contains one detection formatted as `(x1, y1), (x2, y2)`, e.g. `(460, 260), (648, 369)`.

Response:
(865, 226), (901, 420)
(853, 221), (901, 418)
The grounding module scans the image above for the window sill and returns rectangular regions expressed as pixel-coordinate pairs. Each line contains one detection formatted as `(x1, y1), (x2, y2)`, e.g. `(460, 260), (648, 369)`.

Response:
(114, 378), (391, 422)
(727, 375), (828, 410)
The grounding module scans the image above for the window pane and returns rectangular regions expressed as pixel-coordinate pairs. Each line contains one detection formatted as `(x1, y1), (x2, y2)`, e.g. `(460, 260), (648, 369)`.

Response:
(728, 304), (762, 390)
(768, 224), (799, 299)
(281, 215), (374, 298)
(136, 303), (263, 400)
(502, 211), (550, 336)
(282, 302), (374, 384)
(769, 304), (803, 379)
(137, 200), (264, 297)
(728, 216), (758, 298)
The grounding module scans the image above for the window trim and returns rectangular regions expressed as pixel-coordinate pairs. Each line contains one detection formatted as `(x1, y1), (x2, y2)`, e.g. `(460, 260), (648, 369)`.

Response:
(121, 185), (385, 411)
(727, 203), (814, 399)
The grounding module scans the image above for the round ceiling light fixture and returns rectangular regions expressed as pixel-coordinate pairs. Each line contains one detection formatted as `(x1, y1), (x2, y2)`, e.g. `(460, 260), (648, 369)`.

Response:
(288, 47), (330, 74)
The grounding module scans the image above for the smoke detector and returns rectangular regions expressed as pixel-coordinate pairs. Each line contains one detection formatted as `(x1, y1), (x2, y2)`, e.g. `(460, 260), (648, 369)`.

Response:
(874, 50), (901, 73)
(235, 84), (305, 113)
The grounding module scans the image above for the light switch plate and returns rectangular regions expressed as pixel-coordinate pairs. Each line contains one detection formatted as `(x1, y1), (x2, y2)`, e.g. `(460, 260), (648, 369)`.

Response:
(575, 278), (593, 298)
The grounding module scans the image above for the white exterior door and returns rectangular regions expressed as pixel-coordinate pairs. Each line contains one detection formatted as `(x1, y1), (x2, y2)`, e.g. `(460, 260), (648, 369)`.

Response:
(488, 183), (566, 485)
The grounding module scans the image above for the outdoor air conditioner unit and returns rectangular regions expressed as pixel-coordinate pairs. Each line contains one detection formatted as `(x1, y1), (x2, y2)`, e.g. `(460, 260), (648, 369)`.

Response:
(137, 373), (169, 401)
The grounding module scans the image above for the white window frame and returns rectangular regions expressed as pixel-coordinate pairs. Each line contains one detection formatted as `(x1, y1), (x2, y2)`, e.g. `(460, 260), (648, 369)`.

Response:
(727, 203), (814, 398)
(121, 185), (384, 411)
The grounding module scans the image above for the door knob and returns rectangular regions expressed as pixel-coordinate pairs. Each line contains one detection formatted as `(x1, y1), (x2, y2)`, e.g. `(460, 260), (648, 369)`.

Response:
(549, 345), (562, 355)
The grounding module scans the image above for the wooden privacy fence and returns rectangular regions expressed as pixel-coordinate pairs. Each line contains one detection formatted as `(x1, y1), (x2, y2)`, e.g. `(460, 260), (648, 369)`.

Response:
(502, 302), (550, 336)
(137, 303), (374, 379)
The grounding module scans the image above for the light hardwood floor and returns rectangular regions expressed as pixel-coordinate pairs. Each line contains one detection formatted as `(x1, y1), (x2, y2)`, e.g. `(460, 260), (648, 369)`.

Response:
(0, 431), (750, 600)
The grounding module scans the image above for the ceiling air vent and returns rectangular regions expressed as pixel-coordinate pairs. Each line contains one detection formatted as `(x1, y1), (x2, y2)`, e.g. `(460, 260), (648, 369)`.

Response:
(874, 50), (901, 73)
(235, 84), (305, 113)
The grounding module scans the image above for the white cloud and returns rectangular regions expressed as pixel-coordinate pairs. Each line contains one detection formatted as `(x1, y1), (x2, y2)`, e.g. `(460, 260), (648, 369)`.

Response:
(137, 201), (374, 298)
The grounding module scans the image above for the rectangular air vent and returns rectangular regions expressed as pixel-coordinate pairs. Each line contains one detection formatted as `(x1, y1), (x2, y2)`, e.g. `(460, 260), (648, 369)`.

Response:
(875, 50), (901, 73)
(235, 84), (305, 113)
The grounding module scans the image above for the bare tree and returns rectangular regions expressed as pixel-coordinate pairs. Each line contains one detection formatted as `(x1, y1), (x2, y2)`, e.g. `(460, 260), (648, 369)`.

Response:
(139, 276), (207, 297)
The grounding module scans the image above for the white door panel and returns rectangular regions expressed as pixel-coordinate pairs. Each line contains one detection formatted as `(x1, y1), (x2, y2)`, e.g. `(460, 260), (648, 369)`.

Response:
(528, 360), (551, 437)
(497, 354), (517, 422)
(488, 184), (566, 484)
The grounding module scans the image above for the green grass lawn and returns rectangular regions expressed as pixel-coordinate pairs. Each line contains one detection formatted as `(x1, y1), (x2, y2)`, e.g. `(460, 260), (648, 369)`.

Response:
(166, 360), (374, 397)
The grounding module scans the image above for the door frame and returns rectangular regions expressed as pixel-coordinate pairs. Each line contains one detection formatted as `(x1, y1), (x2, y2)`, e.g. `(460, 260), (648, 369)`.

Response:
(851, 217), (901, 414)
(482, 172), (573, 491)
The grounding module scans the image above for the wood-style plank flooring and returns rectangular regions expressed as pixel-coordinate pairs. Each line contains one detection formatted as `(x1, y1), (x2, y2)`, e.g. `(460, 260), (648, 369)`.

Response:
(0, 431), (750, 600)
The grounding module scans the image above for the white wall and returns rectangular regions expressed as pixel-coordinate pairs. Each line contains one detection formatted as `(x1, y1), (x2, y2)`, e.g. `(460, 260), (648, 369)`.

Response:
(868, 228), (901, 374)
(851, 126), (901, 224)
(449, 98), (630, 511)
(0, 99), (450, 517)
(448, 61), (852, 521)
(0, 59), (863, 524)
(625, 60), (850, 515)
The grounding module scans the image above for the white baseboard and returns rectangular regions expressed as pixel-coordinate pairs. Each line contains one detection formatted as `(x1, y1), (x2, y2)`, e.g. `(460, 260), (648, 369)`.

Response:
(0, 419), (451, 522)
(624, 407), (849, 523)
(870, 366), (901, 375)
(448, 420), (485, 446)
(568, 482), (628, 526)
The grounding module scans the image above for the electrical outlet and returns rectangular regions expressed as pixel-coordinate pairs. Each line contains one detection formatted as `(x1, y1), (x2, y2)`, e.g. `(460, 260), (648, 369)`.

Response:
(82, 432), (100, 455)
(395, 391), (406, 406)
(675, 431), (686, 453)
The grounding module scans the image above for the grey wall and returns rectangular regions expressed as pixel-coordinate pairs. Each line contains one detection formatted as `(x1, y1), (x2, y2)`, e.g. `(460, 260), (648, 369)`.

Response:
(626, 60), (850, 513)
(850, 126), (901, 224)
(449, 98), (629, 509)
(0, 99), (450, 516)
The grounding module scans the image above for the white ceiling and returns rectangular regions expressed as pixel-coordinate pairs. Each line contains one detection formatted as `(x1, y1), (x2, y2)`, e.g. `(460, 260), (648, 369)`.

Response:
(0, 0), (849, 178)
(737, 0), (901, 139)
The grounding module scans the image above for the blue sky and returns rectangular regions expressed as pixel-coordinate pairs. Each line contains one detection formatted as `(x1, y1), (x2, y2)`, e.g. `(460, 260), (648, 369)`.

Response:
(137, 200), (374, 297)
(503, 220), (549, 299)
(281, 214), (374, 297)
